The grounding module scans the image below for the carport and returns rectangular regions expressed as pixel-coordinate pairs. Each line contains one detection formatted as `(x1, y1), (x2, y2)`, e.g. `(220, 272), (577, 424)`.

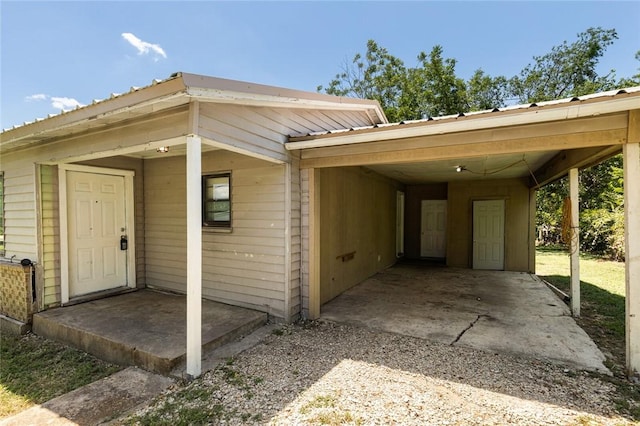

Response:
(289, 88), (640, 375)
(321, 262), (608, 372)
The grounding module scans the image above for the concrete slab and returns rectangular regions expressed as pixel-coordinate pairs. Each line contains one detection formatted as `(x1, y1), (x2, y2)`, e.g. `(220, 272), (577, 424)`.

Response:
(33, 289), (267, 374)
(321, 263), (609, 374)
(0, 367), (174, 426)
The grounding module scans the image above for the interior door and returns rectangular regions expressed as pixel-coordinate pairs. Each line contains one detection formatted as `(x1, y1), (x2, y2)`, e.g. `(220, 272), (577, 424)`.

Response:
(420, 200), (447, 258)
(67, 171), (128, 297)
(473, 199), (505, 270)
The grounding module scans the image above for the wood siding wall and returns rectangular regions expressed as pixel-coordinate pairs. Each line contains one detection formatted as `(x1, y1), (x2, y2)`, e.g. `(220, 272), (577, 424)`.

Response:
(40, 165), (60, 307)
(1, 151), (37, 260)
(447, 178), (532, 272)
(300, 169), (310, 317)
(288, 154), (302, 320)
(144, 151), (291, 319)
(318, 167), (400, 304)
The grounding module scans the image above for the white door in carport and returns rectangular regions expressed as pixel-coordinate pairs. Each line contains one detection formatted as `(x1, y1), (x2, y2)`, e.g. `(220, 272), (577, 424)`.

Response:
(420, 200), (447, 258)
(473, 199), (505, 270)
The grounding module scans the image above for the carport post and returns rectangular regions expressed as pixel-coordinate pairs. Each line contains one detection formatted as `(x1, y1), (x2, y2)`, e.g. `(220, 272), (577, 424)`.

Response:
(186, 135), (202, 378)
(569, 168), (580, 317)
(624, 142), (640, 376)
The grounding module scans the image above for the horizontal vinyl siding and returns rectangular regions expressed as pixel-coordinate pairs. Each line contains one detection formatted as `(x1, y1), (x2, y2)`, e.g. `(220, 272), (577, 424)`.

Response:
(144, 151), (287, 318)
(40, 165), (60, 307)
(289, 155), (302, 320)
(1, 152), (37, 260)
(300, 169), (310, 317)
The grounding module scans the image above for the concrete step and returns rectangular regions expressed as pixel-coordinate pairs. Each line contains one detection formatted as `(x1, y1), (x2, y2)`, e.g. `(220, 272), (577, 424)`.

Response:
(33, 290), (268, 375)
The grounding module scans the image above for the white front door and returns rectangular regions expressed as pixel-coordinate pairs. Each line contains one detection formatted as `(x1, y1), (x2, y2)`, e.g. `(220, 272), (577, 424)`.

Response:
(473, 199), (505, 270)
(421, 200), (447, 258)
(67, 170), (128, 297)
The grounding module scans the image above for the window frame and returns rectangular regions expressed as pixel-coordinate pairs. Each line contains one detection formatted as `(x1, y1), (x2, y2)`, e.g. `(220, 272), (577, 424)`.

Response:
(202, 172), (232, 228)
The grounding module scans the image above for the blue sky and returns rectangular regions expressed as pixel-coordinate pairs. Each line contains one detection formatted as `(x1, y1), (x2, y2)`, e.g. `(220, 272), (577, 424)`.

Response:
(1, 1), (639, 129)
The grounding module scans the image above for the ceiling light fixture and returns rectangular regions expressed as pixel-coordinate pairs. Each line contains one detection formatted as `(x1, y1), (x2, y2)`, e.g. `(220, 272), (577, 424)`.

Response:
(156, 146), (169, 153)
(455, 165), (466, 173)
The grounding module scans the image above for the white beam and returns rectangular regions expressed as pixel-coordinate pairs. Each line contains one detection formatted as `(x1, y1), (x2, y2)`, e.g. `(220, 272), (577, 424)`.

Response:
(569, 168), (580, 317)
(186, 135), (202, 378)
(625, 142), (640, 376)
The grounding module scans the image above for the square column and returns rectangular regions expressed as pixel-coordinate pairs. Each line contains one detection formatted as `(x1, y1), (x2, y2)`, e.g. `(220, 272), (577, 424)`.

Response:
(625, 142), (640, 376)
(186, 135), (202, 378)
(569, 168), (580, 317)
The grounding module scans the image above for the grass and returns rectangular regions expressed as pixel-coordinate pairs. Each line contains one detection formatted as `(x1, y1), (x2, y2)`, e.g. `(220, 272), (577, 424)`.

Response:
(536, 247), (640, 419)
(0, 333), (122, 419)
(536, 247), (625, 365)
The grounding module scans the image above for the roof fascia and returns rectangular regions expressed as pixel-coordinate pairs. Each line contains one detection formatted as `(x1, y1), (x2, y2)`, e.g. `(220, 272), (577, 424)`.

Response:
(1, 77), (188, 146)
(286, 94), (640, 150)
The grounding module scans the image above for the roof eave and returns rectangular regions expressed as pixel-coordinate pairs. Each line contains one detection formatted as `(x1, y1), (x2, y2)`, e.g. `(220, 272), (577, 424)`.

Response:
(285, 93), (640, 150)
(1, 77), (189, 148)
(181, 72), (386, 121)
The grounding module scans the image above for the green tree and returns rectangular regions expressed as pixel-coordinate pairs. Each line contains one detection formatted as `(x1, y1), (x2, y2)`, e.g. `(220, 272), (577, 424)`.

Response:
(509, 27), (619, 103)
(466, 69), (509, 111)
(318, 40), (408, 122)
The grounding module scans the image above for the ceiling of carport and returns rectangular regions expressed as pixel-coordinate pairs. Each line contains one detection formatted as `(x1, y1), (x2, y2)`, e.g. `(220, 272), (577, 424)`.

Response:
(365, 150), (559, 185)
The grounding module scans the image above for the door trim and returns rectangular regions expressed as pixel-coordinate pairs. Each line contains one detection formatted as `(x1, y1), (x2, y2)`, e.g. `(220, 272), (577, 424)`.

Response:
(59, 164), (136, 304)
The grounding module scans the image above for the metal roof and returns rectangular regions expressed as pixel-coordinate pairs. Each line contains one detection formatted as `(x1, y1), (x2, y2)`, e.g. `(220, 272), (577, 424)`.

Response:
(1, 72), (387, 152)
(2, 72), (386, 134)
(288, 86), (640, 141)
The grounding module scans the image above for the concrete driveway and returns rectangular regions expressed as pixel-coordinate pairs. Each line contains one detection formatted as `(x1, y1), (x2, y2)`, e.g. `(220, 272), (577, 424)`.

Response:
(321, 263), (609, 373)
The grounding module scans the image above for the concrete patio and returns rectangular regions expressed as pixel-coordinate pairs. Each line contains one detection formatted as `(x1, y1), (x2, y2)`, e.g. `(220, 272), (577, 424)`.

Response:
(321, 263), (609, 373)
(33, 289), (267, 375)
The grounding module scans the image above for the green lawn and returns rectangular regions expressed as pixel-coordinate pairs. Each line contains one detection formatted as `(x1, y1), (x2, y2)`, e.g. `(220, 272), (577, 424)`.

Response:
(0, 333), (122, 419)
(536, 247), (625, 347)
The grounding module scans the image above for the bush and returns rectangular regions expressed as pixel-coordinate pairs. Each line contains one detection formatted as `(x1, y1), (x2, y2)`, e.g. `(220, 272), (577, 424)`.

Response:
(579, 208), (625, 261)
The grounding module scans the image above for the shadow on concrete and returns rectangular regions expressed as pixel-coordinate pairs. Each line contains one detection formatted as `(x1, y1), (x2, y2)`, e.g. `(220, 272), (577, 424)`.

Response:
(540, 274), (625, 370)
(32, 289), (267, 375)
(321, 263), (609, 373)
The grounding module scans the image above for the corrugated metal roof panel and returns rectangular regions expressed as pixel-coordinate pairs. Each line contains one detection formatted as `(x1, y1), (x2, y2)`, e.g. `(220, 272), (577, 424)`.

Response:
(288, 87), (640, 139)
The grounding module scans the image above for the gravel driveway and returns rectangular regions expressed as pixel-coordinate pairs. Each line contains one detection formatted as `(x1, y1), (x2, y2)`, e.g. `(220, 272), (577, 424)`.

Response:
(123, 321), (632, 425)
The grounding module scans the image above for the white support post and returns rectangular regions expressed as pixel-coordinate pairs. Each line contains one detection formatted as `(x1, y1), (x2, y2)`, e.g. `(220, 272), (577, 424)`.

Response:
(569, 168), (580, 317)
(186, 135), (202, 379)
(625, 142), (640, 376)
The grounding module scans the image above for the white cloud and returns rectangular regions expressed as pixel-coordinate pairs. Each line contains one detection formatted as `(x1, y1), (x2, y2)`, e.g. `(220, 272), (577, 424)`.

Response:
(51, 97), (84, 111)
(122, 32), (167, 61)
(25, 93), (48, 102)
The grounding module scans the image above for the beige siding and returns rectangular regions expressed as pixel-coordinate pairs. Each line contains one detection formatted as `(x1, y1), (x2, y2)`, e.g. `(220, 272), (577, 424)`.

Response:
(288, 153), (302, 320)
(40, 165), (60, 307)
(1, 151), (37, 259)
(144, 151), (288, 318)
(447, 178), (532, 272)
(318, 167), (400, 304)
(300, 169), (310, 317)
(199, 104), (288, 163)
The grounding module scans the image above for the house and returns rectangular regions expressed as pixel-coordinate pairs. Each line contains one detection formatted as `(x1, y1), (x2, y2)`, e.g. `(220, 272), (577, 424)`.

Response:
(1, 72), (638, 378)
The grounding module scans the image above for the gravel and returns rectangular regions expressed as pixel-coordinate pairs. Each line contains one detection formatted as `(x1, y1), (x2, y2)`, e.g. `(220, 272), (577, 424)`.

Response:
(123, 321), (634, 425)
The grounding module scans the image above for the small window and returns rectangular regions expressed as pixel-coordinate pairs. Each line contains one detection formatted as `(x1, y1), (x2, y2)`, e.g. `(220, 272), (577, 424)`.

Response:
(0, 172), (4, 256)
(202, 173), (231, 227)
